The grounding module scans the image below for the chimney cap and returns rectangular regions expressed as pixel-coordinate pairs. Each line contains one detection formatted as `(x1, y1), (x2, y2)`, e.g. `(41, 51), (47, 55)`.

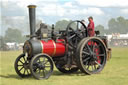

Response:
(28, 5), (36, 8)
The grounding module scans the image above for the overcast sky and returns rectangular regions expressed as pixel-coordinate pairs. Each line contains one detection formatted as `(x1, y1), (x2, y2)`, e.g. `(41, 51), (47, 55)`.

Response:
(0, 0), (128, 36)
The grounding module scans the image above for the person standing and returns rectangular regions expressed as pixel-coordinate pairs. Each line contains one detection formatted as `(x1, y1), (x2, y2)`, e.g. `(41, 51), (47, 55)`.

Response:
(87, 16), (95, 37)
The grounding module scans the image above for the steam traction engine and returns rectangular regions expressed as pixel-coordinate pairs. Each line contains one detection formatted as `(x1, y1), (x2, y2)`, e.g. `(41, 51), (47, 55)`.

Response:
(14, 5), (111, 79)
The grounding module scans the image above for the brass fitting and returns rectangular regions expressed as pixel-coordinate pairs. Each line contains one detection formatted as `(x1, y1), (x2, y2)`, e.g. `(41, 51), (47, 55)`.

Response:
(28, 5), (36, 8)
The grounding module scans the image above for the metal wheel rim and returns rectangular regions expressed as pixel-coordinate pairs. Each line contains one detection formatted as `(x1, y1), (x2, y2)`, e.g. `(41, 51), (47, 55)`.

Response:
(30, 54), (53, 79)
(14, 54), (31, 77)
(80, 38), (107, 74)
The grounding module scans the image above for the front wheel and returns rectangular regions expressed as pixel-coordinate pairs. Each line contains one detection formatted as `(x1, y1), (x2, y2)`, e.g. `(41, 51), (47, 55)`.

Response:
(14, 53), (31, 78)
(30, 53), (54, 80)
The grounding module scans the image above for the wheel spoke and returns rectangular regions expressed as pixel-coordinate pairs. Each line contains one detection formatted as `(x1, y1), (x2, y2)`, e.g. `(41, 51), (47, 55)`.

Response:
(27, 69), (29, 74)
(45, 66), (51, 68)
(38, 58), (41, 63)
(23, 69), (26, 75)
(85, 60), (89, 70)
(87, 64), (89, 70)
(23, 57), (26, 62)
(19, 60), (24, 64)
(90, 40), (93, 50)
(94, 64), (97, 70)
(43, 70), (45, 77)
(19, 67), (24, 72)
(93, 42), (96, 52)
(95, 61), (102, 67)
(86, 44), (92, 53)
(83, 47), (88, 51)
(82, 51), (90, 55)
(69, 34), (76, 40)
(87, 59), (92, 70)
(43, 57), (45, 63)
(44, 60), (49, 65)
(95, 44), (101, 49)
(97, 53), (105, 57)
(18, 65), (23, 66)
(83, 57), (90, 63)
(36, 68), (39, 73)
(85, 60), (88, 65)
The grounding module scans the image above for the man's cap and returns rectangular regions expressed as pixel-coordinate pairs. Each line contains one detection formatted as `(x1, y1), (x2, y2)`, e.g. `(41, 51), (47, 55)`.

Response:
(88, 16), (93, 20)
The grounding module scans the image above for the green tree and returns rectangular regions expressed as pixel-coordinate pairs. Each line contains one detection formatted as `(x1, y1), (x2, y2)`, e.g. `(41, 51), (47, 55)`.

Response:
(108, 18), (118, 33)
(4, 28), (24, 43)
(108, 16), (128, 34)
(55, 20), (78, 31)
(0, 36), (7, 50)
(55, 20), (71, 30)
(117, 16), (128, 33)
(55, 20), (68, 30)
(95, 25), (105, 35)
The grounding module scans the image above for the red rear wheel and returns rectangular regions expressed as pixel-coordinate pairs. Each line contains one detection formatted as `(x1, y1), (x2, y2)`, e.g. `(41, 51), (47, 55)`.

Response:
(76, 37), (107, 74)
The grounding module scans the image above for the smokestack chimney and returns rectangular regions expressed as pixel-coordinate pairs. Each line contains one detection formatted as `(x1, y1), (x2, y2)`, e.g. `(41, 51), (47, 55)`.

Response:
(28, 5), (36, 37)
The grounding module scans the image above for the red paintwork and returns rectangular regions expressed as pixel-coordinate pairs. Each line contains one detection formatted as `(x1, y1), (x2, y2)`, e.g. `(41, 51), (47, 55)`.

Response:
(88, 41), (100, 63)
(55, 39), (66, 56)
(40, 39), (66, 57)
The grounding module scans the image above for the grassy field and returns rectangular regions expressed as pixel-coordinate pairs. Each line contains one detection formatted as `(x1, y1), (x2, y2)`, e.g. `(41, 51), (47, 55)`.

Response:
(0, 47), (128, 85)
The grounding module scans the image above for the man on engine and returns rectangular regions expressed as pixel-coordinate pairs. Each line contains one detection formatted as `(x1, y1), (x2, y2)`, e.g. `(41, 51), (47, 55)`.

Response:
(87, 16), (95, 37)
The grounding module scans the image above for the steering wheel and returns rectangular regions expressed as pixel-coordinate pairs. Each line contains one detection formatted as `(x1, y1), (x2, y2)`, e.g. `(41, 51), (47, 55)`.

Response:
(66, 20), (88, 48)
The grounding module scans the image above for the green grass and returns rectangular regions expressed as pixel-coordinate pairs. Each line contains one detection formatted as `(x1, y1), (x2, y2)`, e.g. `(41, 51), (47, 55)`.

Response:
(0, 47), (128, 85)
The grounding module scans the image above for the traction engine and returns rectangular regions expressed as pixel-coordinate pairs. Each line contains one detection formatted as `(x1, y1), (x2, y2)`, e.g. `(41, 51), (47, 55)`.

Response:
(14, 5), (111, 79)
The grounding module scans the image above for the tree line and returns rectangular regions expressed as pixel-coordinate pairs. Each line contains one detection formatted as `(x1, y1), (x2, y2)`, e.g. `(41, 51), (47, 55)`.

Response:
(0, 16), (128, 50)
(95, 16), (128, 35)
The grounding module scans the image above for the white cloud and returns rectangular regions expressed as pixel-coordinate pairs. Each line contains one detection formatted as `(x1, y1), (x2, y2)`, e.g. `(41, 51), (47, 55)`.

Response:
(38, 4), (66, 17)
(10, 16), (26, 20)
(76, 0), (128, 7)
(60, 18), (70, 21)
(17, 0), (38, 8)
(2, 0), (127, 28)
(63, 2), (74, 8)
(2, 0), (39, 7)
(38, 4), (57, 16)
(2, 0), (58, 10)
(68, 9), (80, 15)
(87, 8), (104, 15)
(57, 6), (66, 16)
(2, 0), (104, 17)
(68, 7), (104, 15)
(121, 9), (128, 14)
